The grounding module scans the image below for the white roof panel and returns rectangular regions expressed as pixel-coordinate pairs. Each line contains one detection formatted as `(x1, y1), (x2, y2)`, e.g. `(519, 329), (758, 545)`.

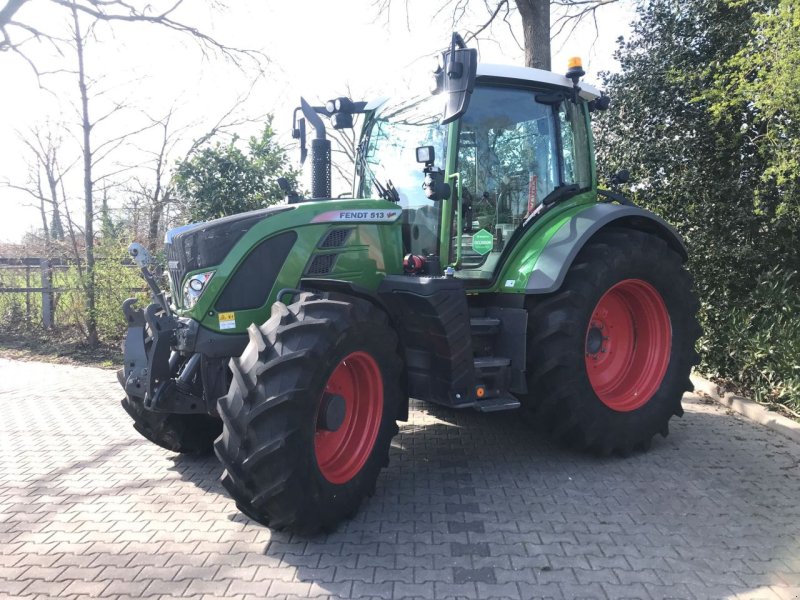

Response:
(476, 63), (601, 100)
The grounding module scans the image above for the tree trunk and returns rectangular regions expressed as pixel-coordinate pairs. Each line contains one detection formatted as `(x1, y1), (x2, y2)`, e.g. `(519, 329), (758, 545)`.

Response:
(35, 172), (50, 243)
(46, 171), (64, 241)
(147, 185), (167, 253)
(515, 0), (551, 70)
(72, 3), (98, 347)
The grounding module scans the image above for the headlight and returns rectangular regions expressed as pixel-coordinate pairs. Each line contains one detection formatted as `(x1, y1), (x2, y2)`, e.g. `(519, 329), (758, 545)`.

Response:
(182, 271), (214, 309)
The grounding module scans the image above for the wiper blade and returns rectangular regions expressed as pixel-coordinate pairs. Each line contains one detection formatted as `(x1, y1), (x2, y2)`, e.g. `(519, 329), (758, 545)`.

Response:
(524, 184), (581, 226)
(542, 184), (580, 207)
(374, 179), (400, 203)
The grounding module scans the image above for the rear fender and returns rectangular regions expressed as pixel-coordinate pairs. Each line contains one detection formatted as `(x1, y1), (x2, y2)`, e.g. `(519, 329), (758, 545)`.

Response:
(525, 203), (687, 294)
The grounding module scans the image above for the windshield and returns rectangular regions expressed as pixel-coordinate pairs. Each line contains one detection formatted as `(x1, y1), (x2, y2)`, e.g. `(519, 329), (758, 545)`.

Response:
(357, 96), (448, 257)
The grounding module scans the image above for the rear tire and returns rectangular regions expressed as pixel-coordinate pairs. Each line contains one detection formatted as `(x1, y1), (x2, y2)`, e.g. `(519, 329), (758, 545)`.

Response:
(121, 394), (221, 454)
(522, 228), (701, 454)
(214, 293), (403, 534)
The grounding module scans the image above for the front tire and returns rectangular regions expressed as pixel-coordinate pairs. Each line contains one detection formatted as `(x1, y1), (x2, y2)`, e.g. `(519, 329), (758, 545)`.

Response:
(522, 228), (701, 455)
(215, 293), (403, 534)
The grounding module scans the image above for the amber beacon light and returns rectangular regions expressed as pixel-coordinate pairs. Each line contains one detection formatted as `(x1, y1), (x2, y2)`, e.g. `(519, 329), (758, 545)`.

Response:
(567, 56), (585, 80)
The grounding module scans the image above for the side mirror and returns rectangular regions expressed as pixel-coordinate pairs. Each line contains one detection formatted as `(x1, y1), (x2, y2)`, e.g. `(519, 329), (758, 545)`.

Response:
(610, 169), (630, 186)
(589, 94), (611, 112)
(433, 33), (477, 125)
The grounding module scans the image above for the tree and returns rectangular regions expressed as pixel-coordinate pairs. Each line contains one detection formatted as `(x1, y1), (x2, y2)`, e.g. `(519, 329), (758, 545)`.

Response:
(2, 126), (71, 249)
(2, 0), (266, 346)
(702, 0), (800, 210)
(376, 0), (620, 70)
(0, 0), (262, 76)
(594, 0), (800, 408)
(173, 119), (299, 222)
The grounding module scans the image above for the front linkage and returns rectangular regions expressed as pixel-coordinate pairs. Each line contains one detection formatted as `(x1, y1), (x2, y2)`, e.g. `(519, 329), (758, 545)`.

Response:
(120, 243), (207, 416)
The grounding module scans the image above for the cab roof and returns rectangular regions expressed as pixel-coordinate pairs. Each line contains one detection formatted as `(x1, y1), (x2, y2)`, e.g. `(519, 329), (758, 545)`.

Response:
(476, 63), (601, 101)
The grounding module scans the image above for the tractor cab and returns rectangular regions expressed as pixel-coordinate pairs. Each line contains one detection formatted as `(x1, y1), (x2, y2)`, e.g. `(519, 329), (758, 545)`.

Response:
(356, 56), (602, 285)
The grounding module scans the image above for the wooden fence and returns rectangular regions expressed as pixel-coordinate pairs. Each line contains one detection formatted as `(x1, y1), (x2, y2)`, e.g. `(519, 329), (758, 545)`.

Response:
(0, 257), (145, 330)
(0, 258), (71, 328)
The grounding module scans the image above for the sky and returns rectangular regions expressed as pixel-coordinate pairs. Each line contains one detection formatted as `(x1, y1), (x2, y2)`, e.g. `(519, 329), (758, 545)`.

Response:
(0, 0), (636, 243)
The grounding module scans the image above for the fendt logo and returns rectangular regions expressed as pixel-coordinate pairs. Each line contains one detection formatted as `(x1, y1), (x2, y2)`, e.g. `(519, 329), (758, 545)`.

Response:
(312, 209), (401, 223)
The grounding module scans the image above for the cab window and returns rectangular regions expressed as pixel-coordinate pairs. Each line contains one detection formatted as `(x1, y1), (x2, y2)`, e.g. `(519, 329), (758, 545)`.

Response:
(456, 84), (591, 273)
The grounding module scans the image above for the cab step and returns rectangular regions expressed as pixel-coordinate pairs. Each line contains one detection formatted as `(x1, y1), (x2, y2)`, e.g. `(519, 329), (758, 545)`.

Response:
(470, 316), (501, 336)
(473, 355), (510, 372)
(474, 393), (521, 412)
(471, 356), (519, 412)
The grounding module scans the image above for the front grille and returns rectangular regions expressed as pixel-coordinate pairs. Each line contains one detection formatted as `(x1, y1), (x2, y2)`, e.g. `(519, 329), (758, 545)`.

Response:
(165, 242), (184, 299)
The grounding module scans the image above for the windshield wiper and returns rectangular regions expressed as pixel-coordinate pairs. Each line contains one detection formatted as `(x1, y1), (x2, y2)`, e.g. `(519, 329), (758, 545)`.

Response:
(374, 179), (400, 203)
(542, 184), (580, 207)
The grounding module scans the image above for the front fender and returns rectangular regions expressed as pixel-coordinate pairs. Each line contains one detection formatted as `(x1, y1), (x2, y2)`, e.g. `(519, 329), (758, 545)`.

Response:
(524, 203), (687, 294)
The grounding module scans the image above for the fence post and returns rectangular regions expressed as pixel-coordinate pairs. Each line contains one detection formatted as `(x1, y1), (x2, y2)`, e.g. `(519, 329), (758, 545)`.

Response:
(40, 259), (53, 329)
(25, 265), (31, 324)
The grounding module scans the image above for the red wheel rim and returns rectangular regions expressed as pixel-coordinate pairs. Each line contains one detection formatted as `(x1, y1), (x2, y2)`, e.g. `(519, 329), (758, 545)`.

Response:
(584, 279), (672, 412)
(314, 351), (383, 484)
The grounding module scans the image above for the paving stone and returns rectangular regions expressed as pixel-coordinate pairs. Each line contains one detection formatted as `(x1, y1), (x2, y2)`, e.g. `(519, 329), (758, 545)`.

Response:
(1, 359), (799, 600)
(451, 566), (498, 587)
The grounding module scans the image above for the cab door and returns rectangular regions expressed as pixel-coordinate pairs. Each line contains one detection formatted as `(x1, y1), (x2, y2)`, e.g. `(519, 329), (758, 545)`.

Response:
(451, 83), (593, 280)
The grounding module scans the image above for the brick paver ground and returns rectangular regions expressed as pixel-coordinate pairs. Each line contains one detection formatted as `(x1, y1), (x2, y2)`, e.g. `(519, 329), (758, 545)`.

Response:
(1, 357), (799, 600)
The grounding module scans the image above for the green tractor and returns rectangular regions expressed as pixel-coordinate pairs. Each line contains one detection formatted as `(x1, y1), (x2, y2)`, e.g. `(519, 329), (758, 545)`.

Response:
(120, 35), (700, 534)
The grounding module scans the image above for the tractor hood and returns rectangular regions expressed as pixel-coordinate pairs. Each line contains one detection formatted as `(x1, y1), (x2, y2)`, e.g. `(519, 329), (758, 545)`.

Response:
(164, 205), (294, 300)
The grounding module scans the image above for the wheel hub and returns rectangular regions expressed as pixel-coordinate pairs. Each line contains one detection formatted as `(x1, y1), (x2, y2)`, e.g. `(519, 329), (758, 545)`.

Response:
(318, 393), (346, 432)
(585, 324), (606, 356)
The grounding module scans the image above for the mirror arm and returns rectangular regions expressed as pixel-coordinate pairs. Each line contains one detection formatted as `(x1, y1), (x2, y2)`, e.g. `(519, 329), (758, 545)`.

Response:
(597, 189), (633, 206)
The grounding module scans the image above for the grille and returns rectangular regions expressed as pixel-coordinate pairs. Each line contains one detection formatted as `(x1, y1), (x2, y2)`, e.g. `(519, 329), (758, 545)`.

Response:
(319, 228), (353, 249)
(306, 253), (338, 275)
(165, 242), (184, 298)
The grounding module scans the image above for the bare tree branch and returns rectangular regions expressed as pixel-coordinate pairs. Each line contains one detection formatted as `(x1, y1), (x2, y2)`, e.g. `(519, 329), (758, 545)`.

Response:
(2, 0), (268, 75)
(374, 0), (621, 70)
(464, 0), (508, 44)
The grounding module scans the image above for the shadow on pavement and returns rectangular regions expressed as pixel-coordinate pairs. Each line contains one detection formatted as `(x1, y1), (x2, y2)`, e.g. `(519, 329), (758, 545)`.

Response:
(167, 396), (800, 598)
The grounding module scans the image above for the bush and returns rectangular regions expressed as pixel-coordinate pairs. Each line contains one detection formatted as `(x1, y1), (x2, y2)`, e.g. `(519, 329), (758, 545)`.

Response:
(0, 241), (148, 345)
(700, 267), (800, 410)
(594, 0), (800, 412)
(57, 241), (148, 343)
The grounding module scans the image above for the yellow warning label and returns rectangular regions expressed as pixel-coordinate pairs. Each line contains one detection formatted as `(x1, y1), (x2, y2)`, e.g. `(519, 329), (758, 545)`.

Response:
(218, 311), (236, 330)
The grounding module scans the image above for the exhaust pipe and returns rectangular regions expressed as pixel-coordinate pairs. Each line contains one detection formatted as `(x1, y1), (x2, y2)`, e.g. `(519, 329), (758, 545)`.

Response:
(300, 97), (331, 199)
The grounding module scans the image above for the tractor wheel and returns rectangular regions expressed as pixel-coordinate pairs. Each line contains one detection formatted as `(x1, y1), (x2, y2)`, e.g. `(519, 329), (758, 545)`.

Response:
(214, 293), (403, 534)
(121, 394), (221, 454)
(522, 228), (701, 455)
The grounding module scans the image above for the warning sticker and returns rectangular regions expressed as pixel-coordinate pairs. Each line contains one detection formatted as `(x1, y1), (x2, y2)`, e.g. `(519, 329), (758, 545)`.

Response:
(218, 312), (236, 330)
(311, 209), (402, 224)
